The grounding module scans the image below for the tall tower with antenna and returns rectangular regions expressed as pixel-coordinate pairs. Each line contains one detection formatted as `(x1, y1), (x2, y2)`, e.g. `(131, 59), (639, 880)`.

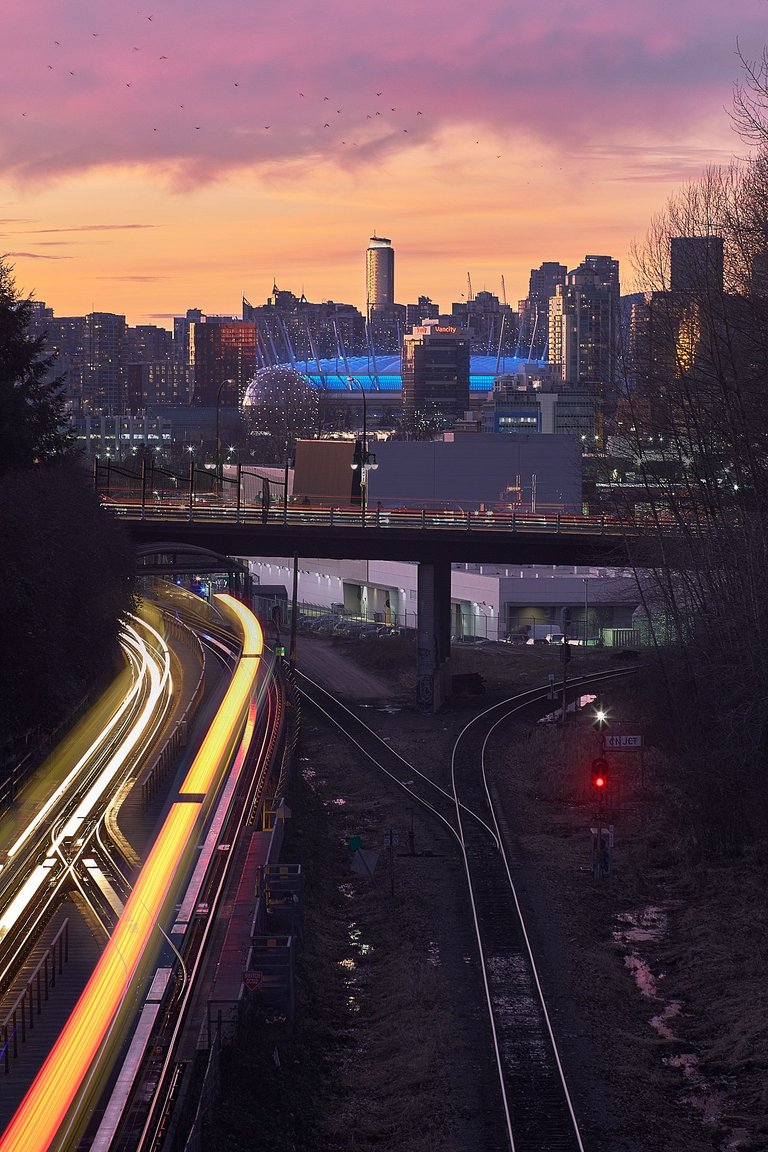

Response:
(366, 234), (395, 321)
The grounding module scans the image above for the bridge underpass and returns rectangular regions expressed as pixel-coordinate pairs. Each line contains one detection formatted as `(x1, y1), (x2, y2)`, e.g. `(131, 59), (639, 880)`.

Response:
(123, 516), (645, 711)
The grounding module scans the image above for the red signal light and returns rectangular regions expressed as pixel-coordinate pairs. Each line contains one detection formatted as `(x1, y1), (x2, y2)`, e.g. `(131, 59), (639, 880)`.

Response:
(591, 757), (609, 791)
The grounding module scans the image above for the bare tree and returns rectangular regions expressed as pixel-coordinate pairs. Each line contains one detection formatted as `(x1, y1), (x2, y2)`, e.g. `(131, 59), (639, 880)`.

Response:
(620, 156), (768, 852)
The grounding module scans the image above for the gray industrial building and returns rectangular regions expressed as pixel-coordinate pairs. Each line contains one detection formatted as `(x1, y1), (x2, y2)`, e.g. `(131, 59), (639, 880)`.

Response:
(367, 432), (581, 513)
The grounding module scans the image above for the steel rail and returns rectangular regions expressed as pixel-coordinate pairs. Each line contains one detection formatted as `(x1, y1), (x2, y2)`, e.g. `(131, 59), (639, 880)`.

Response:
(297, 664), (637, 1152)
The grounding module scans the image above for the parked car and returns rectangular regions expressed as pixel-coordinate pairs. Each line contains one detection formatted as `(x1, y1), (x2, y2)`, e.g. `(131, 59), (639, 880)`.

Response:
(505, 624), (565, 645)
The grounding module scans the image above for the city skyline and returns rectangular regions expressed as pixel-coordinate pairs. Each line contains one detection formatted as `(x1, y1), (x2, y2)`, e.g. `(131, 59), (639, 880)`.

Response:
(1, 0), (764, 327)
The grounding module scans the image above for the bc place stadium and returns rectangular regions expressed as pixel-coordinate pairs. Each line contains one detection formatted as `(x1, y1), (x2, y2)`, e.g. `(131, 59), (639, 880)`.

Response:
(278, 353), (549, 395)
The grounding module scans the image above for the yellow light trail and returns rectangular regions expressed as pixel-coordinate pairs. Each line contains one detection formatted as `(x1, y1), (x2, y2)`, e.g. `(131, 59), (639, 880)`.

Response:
(0, 595), (263, 1152)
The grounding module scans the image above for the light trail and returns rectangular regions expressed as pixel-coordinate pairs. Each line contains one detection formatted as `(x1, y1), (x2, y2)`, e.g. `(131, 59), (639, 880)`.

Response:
(4, 616), (168, 864)
(0, 596), (263, 1152)
(55, 620), (171, 845)
(0, 619), (171, 949)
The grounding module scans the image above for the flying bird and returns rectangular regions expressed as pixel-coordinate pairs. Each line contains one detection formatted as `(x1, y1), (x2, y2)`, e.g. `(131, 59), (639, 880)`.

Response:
(323, 96), (329, 101)
(417, 111), (422, 115)
(159, 55), (167, 59)
(323, 122), (330, 127)
(264, 125), (270, 129)
(299, 92), (304, 97)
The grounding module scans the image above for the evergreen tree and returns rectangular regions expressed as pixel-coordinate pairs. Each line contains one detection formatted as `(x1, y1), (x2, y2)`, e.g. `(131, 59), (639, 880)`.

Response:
(0, 258), (74, 471)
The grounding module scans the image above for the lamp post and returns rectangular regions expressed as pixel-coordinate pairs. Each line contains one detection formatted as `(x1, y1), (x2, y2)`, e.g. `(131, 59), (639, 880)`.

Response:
(348, 377), (378, 525)
(214, 378), (233, 497)
(583, 576), (589, 645)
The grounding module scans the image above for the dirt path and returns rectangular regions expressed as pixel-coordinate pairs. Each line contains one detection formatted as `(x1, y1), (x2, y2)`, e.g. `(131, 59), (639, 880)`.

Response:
(295, 636), (399, 699)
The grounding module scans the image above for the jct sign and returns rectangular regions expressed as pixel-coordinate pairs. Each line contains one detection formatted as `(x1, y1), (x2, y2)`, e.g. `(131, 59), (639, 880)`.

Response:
(604, 734), (642, 750)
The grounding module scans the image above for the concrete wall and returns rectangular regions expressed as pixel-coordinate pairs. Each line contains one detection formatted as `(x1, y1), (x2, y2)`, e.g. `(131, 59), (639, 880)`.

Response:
(247, 556), (641, 643)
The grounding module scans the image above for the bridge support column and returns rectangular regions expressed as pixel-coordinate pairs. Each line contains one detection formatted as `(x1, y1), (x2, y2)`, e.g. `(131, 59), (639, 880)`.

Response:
(416, 561), (452, 712)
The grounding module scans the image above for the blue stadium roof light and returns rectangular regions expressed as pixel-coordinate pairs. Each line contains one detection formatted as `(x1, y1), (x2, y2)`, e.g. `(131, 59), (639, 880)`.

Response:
(297, 354), (548, 393)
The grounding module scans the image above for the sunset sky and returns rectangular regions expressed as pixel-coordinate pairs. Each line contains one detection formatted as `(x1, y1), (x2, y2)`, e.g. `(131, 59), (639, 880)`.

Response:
(1, 0), (765, 328)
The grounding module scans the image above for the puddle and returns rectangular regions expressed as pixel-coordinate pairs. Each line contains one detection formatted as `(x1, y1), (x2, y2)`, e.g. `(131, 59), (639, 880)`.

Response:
(614, 905), (749, 1149)
(301, 765), (327, 791)
(349, 923), (372, 956)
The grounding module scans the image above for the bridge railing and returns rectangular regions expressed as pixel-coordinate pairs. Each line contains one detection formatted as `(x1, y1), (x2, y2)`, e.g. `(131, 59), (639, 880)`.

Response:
(100, 494), (621, 536)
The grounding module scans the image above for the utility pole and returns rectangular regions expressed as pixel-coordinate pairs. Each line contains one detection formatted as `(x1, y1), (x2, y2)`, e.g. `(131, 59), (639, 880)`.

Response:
(560, 607), (572, 723)
(289, 553), (299, 672)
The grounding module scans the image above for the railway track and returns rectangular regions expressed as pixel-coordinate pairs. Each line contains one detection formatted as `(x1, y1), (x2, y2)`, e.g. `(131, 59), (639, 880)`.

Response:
(296, 664), (637, 1152)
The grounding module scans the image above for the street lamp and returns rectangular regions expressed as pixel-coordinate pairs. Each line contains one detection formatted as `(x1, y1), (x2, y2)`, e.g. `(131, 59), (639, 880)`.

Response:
(583, 576), (590, 645)
(348, 377), (378, 524)
(214, 378), (234, 496)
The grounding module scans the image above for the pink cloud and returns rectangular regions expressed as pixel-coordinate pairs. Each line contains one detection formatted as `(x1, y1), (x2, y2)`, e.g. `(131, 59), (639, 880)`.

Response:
(0, 0), (764, 186)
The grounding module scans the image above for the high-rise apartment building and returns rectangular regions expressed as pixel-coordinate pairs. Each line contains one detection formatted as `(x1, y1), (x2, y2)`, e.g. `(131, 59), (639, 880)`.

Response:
(406, 296), (440, 328)
(401, 322), (470, 430)
(366, 235), (395, 319)
(518, 262), (567, 360)
(548, 257), (620, 396)
(451, 290), (518, 357)
(243, 285), (366, 362)
(84, 312), (127, 412)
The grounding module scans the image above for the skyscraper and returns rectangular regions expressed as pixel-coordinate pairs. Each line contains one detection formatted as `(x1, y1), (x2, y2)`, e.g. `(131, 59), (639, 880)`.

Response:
(401, 322), (470, 430)
(366, 235), (395, 320)
(670, 236), (724, 294)
(518, 261), (567, 360)
(190, 319), (259, 406)
(548, 257), (620, 395)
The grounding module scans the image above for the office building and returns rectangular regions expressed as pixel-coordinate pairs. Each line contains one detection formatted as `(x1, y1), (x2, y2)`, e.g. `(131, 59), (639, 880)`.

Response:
(670, 235), (724, 294)
(401, 322), (471, 429)
(481, 370), (604, 447)
(190, 319), (259, 406)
